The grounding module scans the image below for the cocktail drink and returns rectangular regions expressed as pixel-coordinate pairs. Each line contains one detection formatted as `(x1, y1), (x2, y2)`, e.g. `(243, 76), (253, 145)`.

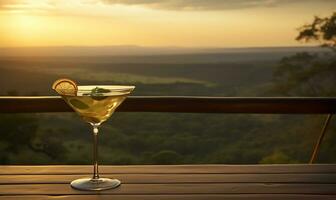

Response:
(63, 86), (131, 124)
(52, 79), (135, 191)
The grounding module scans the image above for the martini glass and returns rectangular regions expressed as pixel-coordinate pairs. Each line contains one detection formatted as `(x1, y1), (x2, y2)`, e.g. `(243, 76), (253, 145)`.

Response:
(60, 85), (135, 191)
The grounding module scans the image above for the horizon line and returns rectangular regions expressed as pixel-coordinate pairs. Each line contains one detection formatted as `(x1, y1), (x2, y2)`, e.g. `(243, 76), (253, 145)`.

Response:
(0, 44), (319, 49)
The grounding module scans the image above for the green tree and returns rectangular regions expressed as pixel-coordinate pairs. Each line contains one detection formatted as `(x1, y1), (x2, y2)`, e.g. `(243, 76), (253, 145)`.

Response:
(272, 12), (336, 96)
(270, 13), (336, 164)
(0, 114), (67, 164)
(260, 151), (298, 164)
(151, 150), (182, 164)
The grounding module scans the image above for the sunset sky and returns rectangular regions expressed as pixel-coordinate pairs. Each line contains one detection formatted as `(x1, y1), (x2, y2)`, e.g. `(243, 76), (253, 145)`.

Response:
(0, 0), (335, 48)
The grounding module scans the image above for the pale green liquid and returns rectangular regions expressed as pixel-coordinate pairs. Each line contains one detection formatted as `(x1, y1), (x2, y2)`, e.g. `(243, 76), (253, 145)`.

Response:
(63, 95), (126, 124)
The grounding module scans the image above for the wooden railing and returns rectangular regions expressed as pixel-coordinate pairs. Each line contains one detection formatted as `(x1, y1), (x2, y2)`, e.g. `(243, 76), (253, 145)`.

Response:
(1, 96), (336, 163)
(1, 96), (336, 113)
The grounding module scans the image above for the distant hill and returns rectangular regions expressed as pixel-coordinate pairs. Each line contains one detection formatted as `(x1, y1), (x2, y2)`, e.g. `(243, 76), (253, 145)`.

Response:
(0, 45), (328, 57)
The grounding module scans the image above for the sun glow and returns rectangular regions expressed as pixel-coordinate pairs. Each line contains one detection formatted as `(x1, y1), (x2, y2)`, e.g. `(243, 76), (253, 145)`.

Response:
(13, 14), (43, 29)
(1, 14), (48, 46)
(0, 0), (335, 47)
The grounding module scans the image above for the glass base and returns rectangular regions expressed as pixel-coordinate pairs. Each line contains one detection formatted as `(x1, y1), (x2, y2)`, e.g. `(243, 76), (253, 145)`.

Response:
(70, 177), (121, 191)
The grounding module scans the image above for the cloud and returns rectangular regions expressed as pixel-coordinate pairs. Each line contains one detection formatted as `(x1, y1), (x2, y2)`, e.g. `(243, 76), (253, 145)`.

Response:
(0, 0), (333, 13)
(0, 0), (24, 7)
(0, 0), (54, 13)
(101, 0), (335, 10)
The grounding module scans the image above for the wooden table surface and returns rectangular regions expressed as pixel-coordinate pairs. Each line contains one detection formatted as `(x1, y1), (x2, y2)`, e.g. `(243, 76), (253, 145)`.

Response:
(0, 164), (335, 199)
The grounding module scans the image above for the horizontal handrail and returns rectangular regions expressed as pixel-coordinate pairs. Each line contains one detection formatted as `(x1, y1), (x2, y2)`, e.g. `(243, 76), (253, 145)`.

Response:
(1, 96), (335, 163)
(0, 96), (336, 114)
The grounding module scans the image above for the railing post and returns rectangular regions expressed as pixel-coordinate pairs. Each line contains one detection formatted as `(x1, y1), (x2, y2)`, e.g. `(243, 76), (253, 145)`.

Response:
(309, 114), (333, 164)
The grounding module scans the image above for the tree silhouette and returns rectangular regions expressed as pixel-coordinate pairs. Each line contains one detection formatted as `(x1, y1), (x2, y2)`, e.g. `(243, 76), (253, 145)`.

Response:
(272, 12), (336, 96)
(296, 12), (336, 50)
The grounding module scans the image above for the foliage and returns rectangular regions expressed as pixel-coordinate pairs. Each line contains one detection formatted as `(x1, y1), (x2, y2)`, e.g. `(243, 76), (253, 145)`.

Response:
(260, 151), (297, 164)
(271, 52), (336, 96)
(0, 114), (69, 164)
(296, 12), (336, 49)
(271, 12), (336, 96)
(0, 13), (335, 165)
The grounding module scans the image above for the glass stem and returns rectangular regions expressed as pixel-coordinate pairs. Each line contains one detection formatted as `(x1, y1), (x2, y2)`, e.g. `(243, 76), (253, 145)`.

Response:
(92, 125), (99, 180)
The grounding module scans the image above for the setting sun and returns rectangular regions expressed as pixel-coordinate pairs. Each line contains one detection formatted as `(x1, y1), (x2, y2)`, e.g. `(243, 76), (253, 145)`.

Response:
(0, 0), (335, 47)
(1, 1), (336, 197)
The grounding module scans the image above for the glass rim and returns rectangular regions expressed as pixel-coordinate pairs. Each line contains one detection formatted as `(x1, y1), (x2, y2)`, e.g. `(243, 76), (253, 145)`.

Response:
(77, 85), (135, 92)
(58, 85), (135, 97)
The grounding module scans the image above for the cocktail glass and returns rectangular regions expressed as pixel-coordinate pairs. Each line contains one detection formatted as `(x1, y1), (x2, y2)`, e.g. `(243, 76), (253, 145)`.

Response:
(60, 85), (135, 191)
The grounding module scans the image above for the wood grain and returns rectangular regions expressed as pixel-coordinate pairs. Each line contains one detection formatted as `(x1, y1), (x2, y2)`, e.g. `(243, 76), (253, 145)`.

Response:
(1, 165), (335, 199)
(0, 195), (335, 200)
(1, 183), (336, 195)
(1, 165), (335, 175)
(0, 173), (335, 184)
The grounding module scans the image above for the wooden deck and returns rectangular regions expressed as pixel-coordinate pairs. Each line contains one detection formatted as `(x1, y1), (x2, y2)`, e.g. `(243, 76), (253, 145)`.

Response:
(0, 165), (335, 199)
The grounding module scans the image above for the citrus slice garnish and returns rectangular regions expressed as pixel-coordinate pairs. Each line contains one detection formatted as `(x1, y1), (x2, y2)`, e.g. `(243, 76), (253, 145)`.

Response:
(52, 78), (78, 96)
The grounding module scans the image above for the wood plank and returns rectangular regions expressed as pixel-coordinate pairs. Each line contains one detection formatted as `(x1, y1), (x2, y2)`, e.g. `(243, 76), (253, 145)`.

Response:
(1, 96), (336, 114)
(0, 174), (335, 184)
(0, 183), (335, 195)
(1, 165), (336, 175)
(0, 194), (335, 200)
